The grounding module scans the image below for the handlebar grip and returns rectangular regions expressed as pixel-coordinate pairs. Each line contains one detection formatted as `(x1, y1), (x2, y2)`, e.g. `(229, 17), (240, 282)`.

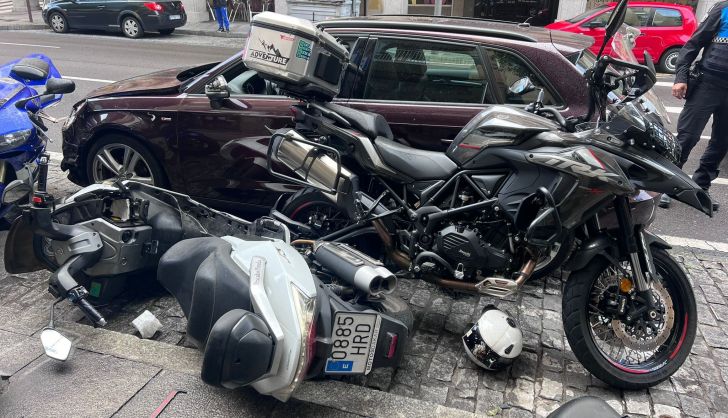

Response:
(37, 160), (48, 193)
(78, 298), (106, 327)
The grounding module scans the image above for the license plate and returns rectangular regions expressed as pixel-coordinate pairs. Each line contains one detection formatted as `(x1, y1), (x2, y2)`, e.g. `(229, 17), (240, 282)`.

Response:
(169, 14), (181, 20)
(325, 312), (381, 375)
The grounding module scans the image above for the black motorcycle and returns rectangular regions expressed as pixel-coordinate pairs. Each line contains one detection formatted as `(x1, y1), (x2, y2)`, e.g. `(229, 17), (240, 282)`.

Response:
(265, 2), (708, 389)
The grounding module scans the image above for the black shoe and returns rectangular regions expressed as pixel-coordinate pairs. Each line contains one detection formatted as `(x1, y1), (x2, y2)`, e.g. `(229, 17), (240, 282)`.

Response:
(659, 194), (671, 208)
(225, 28), (230, 32)
(217, 28), (223, 32)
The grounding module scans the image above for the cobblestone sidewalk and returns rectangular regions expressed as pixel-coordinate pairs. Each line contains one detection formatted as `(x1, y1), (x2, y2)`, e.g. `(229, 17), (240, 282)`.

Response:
(8, 162), (728, 418)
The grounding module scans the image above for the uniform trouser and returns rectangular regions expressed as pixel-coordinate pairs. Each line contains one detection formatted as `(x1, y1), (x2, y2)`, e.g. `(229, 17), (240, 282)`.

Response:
(676, 78), (728, 190)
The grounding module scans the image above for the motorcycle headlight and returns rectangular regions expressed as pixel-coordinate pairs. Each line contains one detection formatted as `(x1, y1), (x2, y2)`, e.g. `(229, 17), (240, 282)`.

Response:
(273, 283), (317, 400)
(0, 129), (32, 151)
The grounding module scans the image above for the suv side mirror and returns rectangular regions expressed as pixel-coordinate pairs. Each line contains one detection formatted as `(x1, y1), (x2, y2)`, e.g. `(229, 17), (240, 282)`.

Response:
(508, 77), (536, 97)
(205, 75), (230, 104)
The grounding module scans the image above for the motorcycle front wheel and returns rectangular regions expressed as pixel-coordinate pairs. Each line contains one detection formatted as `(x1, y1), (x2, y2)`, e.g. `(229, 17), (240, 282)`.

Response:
(562, 247), (696, 389)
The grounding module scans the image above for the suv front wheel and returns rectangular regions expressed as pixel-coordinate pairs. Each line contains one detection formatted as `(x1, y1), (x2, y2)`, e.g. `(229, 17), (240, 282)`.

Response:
(86, 134), (166, 187)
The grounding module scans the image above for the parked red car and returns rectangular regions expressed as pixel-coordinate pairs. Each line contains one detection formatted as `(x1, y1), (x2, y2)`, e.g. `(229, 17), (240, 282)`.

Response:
(546, 2), (696, 73)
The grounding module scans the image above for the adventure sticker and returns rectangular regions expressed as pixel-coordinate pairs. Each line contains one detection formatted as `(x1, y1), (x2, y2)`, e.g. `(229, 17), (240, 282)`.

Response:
(248, 38), (290, 66)
(296, 39), (312, 60)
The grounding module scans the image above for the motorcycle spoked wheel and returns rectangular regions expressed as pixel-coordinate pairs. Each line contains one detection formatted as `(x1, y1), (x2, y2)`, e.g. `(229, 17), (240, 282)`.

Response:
(562, 247), (696, 389)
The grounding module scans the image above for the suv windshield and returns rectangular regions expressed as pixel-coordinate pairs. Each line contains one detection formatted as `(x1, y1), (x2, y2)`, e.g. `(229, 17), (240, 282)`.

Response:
(566, 5), (609, 23)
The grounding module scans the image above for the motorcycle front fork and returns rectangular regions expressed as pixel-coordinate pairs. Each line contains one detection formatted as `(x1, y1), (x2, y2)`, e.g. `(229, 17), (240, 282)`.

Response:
(613, 196), (657, 306)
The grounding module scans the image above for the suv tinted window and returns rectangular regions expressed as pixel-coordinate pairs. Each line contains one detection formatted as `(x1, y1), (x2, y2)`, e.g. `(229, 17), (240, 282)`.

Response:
(484, 49), (560, 106)
(651, 8), (682, 27)
(361, 39), (489, 103)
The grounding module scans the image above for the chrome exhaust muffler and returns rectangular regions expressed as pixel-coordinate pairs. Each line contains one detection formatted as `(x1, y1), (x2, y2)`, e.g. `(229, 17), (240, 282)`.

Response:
(313, 241), (396, 296)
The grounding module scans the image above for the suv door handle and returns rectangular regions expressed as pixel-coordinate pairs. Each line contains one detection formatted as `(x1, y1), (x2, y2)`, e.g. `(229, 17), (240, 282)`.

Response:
(97, 5), (105, 8)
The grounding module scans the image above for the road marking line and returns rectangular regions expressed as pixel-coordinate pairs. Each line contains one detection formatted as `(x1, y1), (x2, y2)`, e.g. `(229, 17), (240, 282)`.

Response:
(666, 106), (682, 114)
(712, 178), (728, 186)
(656, 81), (673, 87)
(660, 235), (728, 253)
(0, 41), (60, 49)
(65, 76), (114, 84)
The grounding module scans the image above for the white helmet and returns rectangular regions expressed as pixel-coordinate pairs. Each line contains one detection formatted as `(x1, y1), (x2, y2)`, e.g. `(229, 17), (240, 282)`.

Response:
(462, 306), (523, 370)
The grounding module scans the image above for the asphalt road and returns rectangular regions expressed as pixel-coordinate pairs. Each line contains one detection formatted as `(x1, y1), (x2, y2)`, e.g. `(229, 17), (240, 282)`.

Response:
(0, 29), (241, 152)
(0, 29), (726, 242)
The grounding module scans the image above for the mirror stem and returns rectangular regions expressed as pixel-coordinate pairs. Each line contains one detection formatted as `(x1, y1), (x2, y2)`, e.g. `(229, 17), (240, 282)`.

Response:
(48, 297), (64, 329)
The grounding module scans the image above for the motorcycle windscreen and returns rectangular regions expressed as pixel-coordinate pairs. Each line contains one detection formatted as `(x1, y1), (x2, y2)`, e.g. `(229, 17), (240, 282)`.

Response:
(4, 216), (46, 273)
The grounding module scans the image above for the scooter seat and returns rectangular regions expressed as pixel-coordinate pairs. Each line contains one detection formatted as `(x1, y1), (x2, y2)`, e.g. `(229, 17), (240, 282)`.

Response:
(11, 58), (50, 81)
(375, 137), (458, 180)
(157, 237), (252, 348)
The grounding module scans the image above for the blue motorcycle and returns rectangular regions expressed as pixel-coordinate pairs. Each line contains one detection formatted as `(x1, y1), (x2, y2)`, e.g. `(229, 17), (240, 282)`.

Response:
(0, 54), (74, 224)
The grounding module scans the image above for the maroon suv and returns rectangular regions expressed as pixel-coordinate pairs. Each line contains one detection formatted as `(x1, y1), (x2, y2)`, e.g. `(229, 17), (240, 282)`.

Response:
(61, 16), (593, 213)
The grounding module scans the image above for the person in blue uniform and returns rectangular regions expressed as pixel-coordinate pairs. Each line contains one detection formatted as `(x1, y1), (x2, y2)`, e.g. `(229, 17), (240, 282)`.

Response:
(661, 1), (728, 211)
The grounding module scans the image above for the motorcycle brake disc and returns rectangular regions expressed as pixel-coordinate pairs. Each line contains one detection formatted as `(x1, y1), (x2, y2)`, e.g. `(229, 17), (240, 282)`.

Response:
(612, 280), (674, 352)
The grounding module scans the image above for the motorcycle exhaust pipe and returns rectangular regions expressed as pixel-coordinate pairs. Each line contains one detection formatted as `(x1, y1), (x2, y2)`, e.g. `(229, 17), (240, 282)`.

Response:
(313, 241), (396, 296)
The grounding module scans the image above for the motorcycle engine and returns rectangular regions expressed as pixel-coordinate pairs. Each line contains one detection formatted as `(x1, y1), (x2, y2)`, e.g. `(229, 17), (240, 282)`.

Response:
(435, 224), (509, 277)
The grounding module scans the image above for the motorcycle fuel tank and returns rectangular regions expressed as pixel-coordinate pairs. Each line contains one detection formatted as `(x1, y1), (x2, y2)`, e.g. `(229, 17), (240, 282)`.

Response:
(447, 106), (559, 167)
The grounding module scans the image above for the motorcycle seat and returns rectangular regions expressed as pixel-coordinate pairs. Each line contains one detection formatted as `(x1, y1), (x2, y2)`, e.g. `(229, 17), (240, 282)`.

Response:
(375, 137), (458, 180)
(10, 58), (50, 81)
(324, 102), (394, 140)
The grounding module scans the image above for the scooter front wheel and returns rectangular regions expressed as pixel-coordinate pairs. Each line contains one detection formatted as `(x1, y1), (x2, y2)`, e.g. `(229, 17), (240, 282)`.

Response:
(562, 248), (696, 389)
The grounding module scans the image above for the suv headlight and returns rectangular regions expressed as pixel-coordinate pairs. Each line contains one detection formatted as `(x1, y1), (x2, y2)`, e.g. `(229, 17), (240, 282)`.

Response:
(63, 100), (86, 131)
(0, 129), (32, 151)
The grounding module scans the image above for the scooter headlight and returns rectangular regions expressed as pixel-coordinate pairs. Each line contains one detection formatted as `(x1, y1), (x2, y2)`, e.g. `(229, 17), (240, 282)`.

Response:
(274, 283), (317, 400)
(0, 129), (32, 151)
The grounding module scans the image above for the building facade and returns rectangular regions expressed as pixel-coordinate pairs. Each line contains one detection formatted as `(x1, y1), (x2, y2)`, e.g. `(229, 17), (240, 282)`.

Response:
(9, 0), (722, 28)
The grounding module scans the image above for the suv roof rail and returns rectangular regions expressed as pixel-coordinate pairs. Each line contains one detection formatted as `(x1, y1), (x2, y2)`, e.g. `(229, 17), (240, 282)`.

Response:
(318, 16), (538, 43)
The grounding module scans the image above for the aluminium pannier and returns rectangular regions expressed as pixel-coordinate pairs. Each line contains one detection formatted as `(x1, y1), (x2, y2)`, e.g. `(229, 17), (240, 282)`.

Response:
(243, 12), (348, 101)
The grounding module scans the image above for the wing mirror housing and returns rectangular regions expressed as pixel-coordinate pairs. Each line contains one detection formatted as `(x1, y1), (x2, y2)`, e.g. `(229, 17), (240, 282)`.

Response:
(205, 75), (230, 107)
(45, 78), (76, 95)
(508, 77), (536, 97)
(40, 328), (73, 361)
(1, 179), (32, 205)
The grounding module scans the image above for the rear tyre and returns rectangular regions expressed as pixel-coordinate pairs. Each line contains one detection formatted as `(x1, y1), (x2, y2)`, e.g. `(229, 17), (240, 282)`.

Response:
(159, 29), (174, 35)
(659, 48), (681, 74)
(562, 248), (696, 389)
(281, 187), (352, 238)
(49, 12), (69, 33)
(121, 16), (144, 38)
